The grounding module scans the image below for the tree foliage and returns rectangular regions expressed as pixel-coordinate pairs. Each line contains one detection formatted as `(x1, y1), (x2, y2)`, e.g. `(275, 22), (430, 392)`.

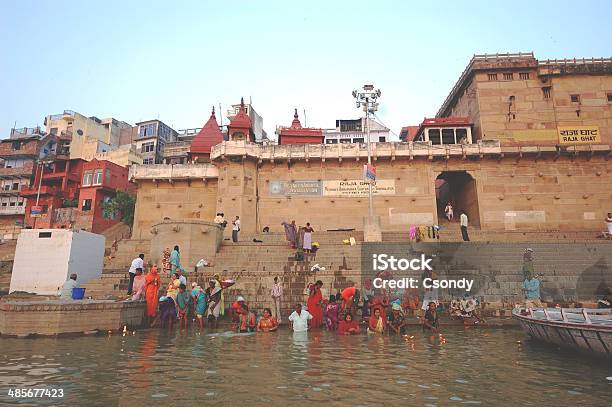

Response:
(101, 191), (136, 229)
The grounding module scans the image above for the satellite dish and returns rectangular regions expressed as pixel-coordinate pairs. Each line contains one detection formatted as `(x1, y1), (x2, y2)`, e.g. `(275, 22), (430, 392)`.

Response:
(77, 129), (83, 136)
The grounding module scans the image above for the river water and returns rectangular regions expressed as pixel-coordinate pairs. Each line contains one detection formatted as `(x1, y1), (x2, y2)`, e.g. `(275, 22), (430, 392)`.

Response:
(1, 327), (610, 406)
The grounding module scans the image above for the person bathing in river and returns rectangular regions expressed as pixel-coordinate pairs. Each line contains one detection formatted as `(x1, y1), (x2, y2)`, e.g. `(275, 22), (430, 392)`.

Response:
(368, 307), (385, 334)
(337, 313), (360, 335)
(176, 283), (191, 331)
(388, 303), (407, 335)
(423, 302), (440, 334)
(257, 308), (279, 332)
(194, 286), (208, 331)
(206, 280), (222, 329)
(325, 295), (340, 331)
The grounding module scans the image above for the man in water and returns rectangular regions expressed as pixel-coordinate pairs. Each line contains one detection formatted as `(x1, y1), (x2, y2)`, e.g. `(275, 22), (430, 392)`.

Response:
(59, 273), (78, 300)
(522, 275), (542, 308)
(423, 302), (440, 333)
(271, 276), (283, 323)
(288, 303), (312, 333)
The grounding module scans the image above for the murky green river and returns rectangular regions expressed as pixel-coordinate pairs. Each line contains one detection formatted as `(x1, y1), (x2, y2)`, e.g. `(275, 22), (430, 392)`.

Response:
(1, 327), (610, 406)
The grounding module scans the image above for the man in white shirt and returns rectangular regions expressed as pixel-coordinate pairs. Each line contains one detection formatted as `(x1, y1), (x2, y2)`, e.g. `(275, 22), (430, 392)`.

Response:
(271, 276), (283, 323)
(288, 303), (312, 333)
(232, 216), (241, 243)
(59, 273), (78, 300)
(127, 254), (145, 295)
(460, 212), (470, 242)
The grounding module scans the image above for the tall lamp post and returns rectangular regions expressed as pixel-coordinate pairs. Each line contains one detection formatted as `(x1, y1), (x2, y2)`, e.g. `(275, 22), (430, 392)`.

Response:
(352, 84), (382, 241)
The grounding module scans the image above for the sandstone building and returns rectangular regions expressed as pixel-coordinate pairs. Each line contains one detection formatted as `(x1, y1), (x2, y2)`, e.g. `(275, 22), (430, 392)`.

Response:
(126, 53), (611, 240)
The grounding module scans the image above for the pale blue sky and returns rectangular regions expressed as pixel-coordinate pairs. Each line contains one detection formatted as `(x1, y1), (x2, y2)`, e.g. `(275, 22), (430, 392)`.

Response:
(1, 0), (610, 140)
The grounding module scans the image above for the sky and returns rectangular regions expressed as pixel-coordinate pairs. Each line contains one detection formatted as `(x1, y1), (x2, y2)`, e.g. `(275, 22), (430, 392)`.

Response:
(0, 0), (610, 140)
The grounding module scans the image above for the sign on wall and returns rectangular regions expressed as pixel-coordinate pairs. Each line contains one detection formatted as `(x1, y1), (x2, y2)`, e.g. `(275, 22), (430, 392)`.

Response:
(269, 179), (396, 197)
(269, 180), (322, 196)
(557, 126), (601, 145)
(322, 180), (395, 197)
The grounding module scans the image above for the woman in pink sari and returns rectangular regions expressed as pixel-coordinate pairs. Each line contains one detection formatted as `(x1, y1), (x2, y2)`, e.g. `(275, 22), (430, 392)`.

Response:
(325, 295), (340, 331)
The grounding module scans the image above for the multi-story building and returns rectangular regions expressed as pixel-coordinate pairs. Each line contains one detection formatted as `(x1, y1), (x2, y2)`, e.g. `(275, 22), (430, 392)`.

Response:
(20, 157), (86, 230)
(78, 159), (129, 233)
(436, 52), (612, 146)
(227, 101), (267, 142)
(276, 109), (324, 145)
(132, 120), (178, 164)
(323, 118), (390, 144)
(19, 157), (128, 233)
(44, 110), (127, 156)
(0, 127), (65, 238)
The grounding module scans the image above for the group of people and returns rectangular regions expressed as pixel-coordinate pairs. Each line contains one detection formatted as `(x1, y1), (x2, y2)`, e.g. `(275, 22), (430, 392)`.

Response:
(294, 280), (441, 336)
(214, 213), (241, 243)
(281, 220), (315, 253)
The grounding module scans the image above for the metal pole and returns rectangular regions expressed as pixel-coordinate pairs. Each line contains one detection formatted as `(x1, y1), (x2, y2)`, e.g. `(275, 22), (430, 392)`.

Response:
(35, 162), (44, 205)
(365, 102), (374, 218)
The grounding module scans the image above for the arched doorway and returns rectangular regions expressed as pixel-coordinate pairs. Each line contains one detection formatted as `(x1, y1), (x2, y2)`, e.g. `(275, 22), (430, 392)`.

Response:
(435, 171), (480, 227)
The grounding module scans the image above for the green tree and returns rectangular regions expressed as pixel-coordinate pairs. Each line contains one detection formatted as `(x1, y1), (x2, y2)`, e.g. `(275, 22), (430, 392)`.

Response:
(101, 191), (136, 230)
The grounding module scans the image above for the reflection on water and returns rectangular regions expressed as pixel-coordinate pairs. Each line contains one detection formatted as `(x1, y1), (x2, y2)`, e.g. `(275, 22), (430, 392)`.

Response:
(0, 327), (610, 406)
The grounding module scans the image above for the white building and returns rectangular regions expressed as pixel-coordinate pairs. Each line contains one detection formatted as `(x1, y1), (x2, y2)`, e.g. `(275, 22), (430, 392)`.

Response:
(323, 118), (390, 144)
(9, 229), (105, 295)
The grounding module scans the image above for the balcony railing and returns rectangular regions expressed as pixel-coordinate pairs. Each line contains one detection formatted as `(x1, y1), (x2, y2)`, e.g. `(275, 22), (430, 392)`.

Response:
(0, 162), (35, 178)
(48, 110), (76, 121)
(0, 206), (25, 215)
(10, 127), (45, 139)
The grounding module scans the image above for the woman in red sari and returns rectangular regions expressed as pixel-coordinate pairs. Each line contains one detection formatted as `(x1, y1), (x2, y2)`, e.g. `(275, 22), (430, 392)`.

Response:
(145, 265), (161, 324)
(307, 280), (324, 329)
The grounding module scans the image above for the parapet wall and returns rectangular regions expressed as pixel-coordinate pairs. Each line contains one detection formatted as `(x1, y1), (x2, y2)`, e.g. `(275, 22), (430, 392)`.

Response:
(0, 300), (145, 337)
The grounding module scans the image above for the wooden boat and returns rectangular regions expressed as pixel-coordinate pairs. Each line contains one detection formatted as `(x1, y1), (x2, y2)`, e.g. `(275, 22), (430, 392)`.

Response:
(512, 307), (612, 357)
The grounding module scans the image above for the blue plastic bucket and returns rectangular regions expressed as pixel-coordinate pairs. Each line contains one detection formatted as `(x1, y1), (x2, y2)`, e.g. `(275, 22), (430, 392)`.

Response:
(72, 288), (86, 300)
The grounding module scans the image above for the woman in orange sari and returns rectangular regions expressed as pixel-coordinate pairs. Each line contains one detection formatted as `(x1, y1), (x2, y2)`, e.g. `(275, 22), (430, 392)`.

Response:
(145, 265), (161, 324)
(307, 280), (324, 329)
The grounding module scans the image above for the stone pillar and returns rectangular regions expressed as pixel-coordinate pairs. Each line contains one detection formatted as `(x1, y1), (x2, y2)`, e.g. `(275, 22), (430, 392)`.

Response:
(363, 215), (382, 242)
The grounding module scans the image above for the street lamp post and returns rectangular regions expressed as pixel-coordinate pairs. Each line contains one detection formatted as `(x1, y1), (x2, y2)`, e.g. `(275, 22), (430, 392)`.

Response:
(353, 84), (382, 241)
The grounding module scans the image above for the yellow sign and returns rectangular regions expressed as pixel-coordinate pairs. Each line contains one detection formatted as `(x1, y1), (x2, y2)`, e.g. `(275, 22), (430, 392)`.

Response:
(557, 126), (601, 145)
(322, 180), (395, 197)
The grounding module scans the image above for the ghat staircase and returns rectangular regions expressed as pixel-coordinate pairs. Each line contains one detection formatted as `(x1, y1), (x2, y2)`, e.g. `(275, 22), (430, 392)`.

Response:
(80, 225), (611, 317)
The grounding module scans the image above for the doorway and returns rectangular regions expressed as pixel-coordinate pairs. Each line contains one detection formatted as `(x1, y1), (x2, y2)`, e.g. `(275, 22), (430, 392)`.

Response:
(435, 171), (480, 227)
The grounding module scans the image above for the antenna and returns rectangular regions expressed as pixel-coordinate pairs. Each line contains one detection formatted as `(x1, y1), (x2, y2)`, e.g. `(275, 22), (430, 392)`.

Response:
(219, 103), (223, 127)
(303, 109), (307, 127)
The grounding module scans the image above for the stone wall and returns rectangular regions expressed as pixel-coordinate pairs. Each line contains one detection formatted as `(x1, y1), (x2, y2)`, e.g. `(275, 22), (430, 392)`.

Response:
(149, 220), (223, 270)
(131, 152), (612, 236)
(0, 300), (145, 337)
(132, 178), (218, 239)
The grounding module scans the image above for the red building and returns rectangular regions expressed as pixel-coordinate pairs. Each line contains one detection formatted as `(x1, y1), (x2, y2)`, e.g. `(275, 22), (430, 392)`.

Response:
(20, 158), (128, 233)
(78, 159), (129, 233)
(189, 107), (224, 163)
(276, 109), (324, 145)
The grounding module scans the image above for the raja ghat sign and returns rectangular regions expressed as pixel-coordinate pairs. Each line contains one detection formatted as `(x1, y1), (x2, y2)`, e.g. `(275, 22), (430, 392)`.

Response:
(557, 126), (601, 145)
(269, 180), (395, 197)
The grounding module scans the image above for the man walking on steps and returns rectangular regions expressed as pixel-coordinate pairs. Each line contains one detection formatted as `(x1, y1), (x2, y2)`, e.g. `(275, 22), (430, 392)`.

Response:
(460, 211), (470, 242)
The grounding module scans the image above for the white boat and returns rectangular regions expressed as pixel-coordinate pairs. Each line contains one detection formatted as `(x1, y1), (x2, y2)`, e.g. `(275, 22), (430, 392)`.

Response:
(512, 307), (612, 357)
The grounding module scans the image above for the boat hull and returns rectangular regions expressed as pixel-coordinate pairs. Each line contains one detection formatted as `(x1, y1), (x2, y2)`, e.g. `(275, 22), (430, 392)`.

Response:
(513, 310), (612, 357)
